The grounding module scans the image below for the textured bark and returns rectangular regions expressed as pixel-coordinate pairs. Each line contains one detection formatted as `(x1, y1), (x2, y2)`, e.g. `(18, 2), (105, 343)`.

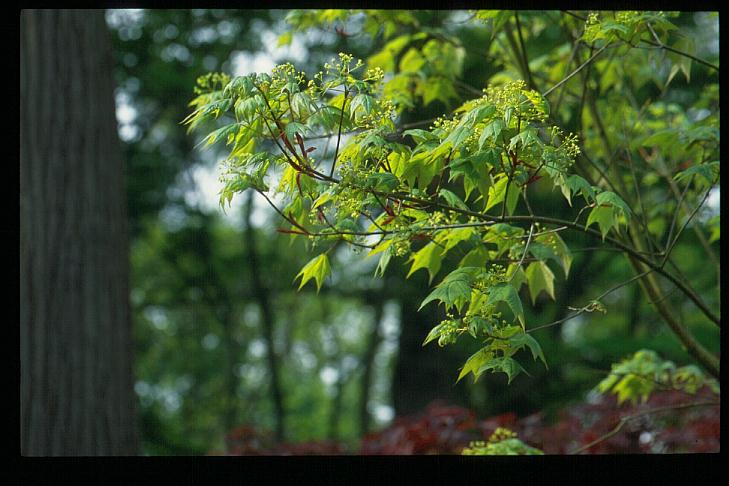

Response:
(20, 10), (138, 455)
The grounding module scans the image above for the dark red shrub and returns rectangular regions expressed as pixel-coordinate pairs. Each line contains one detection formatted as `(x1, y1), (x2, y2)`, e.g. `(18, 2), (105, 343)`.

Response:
(219, 388), (718, 455)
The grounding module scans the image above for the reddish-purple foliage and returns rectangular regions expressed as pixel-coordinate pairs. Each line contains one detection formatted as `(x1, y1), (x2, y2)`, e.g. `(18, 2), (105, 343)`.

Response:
(220, 388), (719, 455)
(221, 425), (347, 455)
(360, 402), (481, 454)
(359, 387), (719, 455)
(526, 387), (720, 454)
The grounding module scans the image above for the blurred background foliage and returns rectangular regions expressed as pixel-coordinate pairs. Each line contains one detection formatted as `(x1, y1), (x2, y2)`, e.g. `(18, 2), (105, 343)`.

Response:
(106, 9), (719, 455)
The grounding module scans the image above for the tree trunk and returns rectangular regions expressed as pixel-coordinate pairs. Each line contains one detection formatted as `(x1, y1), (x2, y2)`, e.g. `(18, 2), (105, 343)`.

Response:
(328, 362), (344, 441)
(358, 301), (384, 437)
(392, 277), (470, 416)
(20, 9), (138, 455)
(243, 192), (286, 442)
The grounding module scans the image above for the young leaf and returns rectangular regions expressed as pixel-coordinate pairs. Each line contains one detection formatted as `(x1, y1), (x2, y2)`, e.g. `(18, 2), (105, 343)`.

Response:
(295, 253), (331, 292)
(365, 172), (400, 192)
(674, 161), (719, 187)
(438, 227), (475, 251)
(525, 261), (555, 304)
(402, 128), (437, 144)
(457, 348), (492, 383)
(487, 282), (525, 328)
(561, 174), (595, 205)
(595, 191), (631, 217)
(422, 321), (451, 346)
(350, 93), (375, 122)
(509, 332), (547, 367)
(459, 246), (490, 268)
(406, 243), (444, 283)
(419, 273), (473, 311)
(550, 233), (573, 277)
(479, 119), (504, 148)
(438, 188), (469, 211)
(375, 248), (392, 278)
(586, 205), (616, 240)
(527, 241), (559, 266)
(476, 357), (527, 384)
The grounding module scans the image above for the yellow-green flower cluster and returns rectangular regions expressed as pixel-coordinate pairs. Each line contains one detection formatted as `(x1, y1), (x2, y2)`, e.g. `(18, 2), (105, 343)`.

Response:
(193, 72), (231, 94)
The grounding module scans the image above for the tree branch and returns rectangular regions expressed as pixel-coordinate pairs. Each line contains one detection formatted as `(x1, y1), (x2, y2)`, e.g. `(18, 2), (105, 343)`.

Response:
(542, 44), (609, 98)
(570, 400), (720, 455)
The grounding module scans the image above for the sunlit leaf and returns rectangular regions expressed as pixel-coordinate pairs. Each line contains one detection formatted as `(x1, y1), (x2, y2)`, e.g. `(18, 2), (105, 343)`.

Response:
(295, 253), (331, 292)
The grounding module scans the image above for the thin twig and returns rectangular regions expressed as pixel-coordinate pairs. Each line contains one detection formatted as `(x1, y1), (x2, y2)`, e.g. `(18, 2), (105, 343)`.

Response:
(663, 176), (692, 257)
(569, 400), (720, 455)
(542, 44), (609, 98)
(528, 270), (652, 333)
(514, 12), (534, 90)
(643, 22), (719, 72)
(330, 84), (349, 177)
(509, 223), (535, 283)
(661, 183), (715, 268)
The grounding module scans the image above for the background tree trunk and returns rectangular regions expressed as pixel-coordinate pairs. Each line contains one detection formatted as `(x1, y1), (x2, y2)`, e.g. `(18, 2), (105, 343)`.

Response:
(20, 9), (138, 455)
(392, 275), (470, 416)
(358, 301), (384, 437)
(243, 191), (286, 442)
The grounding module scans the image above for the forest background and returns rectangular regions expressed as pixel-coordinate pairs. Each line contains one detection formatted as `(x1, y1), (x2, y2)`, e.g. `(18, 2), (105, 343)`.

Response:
(20, 9), (720, 457)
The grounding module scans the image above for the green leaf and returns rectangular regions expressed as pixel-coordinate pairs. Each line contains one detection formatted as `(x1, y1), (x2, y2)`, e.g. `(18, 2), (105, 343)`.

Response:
(560, 174), (595, 206)
(441, 125), (470, 151)
(468, 103), (496, 123)
(476, 357), (526, 384)
(707, 215), (719, 244)
(509, 332), (547, 367)
(368, 239), (395, 278)
(365, 172), (400, 192)
(438, 227), (475, 251)
(449, 152), (492, 200)
(374, 246), (392, 277)
(312, 190), (335, 209)
(467, 316), (492, 339)
(595, 191), (631, 217)
(523, 89), (550, 117)
(402, 128), (437, 144)
(525, 261), (555, 304)
(438, 188), (469, 211)
(674, 161), (719, 187)
(284, 121), (309, 142)
(200, 123), (239, 148)
(641, 129), (679, 149)
(422, 76), (458, 106)
(277, 31), (293, 47)
(459, 246), (490, 268)
(350, 93), (375, 122)
(550, 233), (573, 277)
(368, 34), (412, 71)
(422, 321), (451, 346)
(508, 127), (542, 151)
(504, 106), (514, 126)
(586, 205), (615, 241)
(295, 253), (331, 292)
(527, 241), (559, 266)
(485, 175), (519, 214)
(399, 47), (427, 73)
(487, 282), (525, 328)
(506, 263), (527, 291)
(479, 119), (505, 148)
(666, 36), (694, 85)
(406, 243), (444, 283)
(419, 269), (475, 311)
(457, 348), (492, 383)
